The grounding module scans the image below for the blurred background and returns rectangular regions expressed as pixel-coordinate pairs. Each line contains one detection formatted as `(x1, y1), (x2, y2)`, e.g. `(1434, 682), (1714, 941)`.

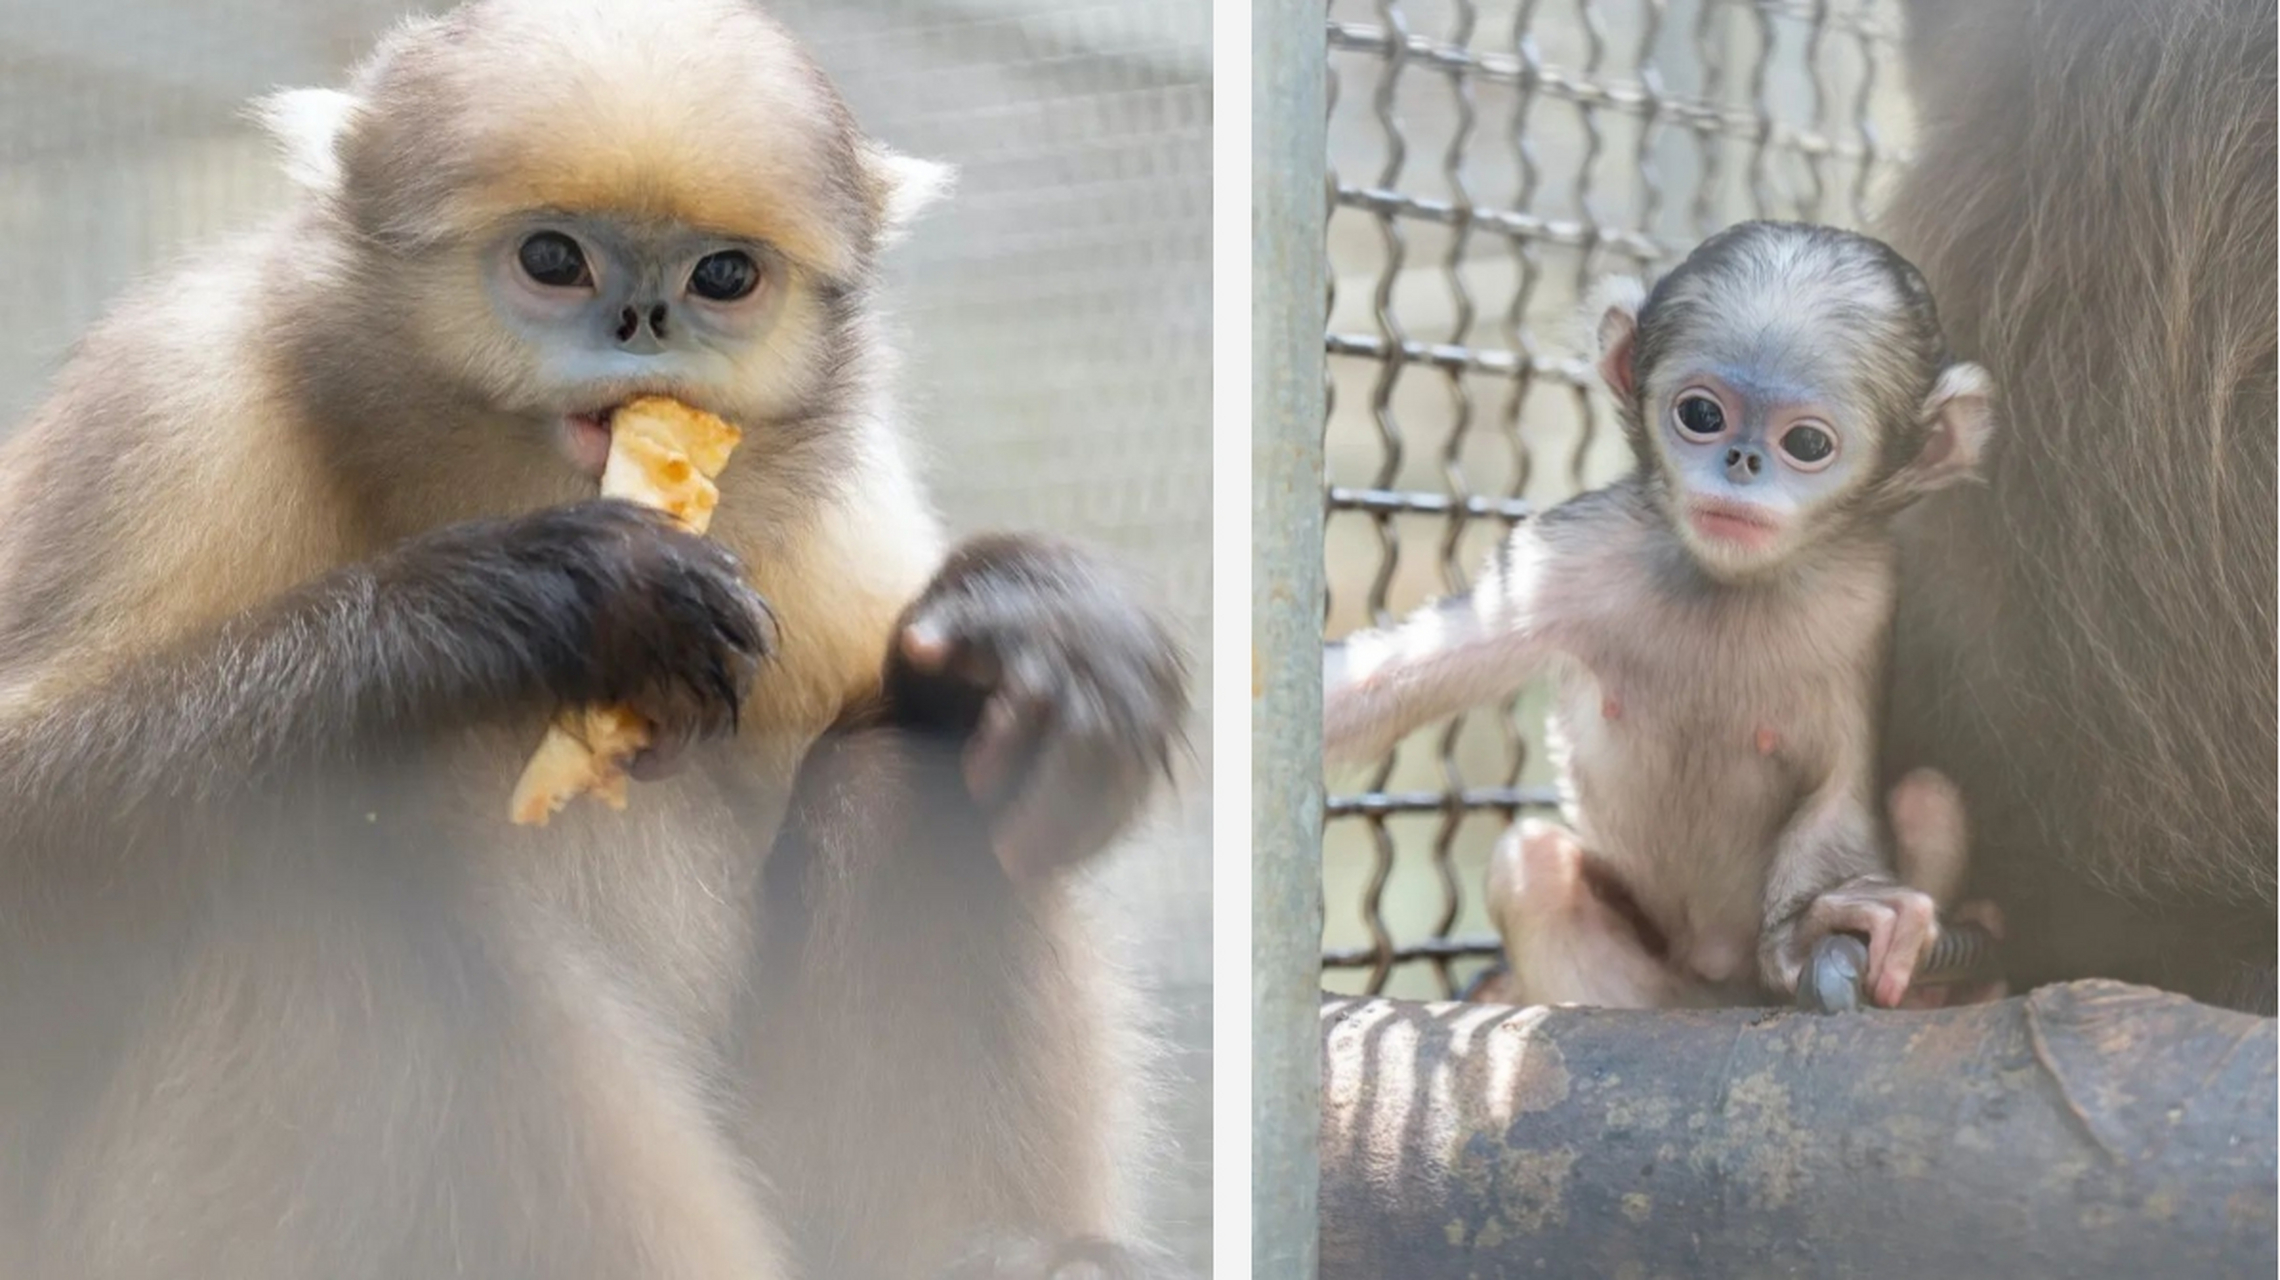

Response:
(1320, 0), (1913, 1002)
(0, 0), (1211, 1268)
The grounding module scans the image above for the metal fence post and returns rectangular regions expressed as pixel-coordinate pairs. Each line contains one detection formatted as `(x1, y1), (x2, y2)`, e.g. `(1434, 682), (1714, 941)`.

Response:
(1253, 3), (1328, 1277)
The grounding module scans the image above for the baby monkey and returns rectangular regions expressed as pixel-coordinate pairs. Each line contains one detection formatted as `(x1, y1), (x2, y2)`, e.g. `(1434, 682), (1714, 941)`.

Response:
(1326, 220), (1996, 1010)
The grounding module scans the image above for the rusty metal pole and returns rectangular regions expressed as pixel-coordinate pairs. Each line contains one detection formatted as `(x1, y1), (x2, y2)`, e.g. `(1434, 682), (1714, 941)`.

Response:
(1320, 983), (2278, 1278)
(1253, 2), (1328, 1276)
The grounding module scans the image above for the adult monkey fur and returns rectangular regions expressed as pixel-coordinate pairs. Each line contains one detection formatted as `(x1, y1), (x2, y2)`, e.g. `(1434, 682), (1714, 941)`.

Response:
(0, 2), (1189, 1277)
(1878, 0), (2277, 1011)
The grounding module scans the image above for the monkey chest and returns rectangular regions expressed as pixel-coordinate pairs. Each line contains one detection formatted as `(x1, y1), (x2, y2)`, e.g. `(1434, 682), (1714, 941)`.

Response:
(1551, 645), (1837, 794)
(1544, 646), (1857, 955)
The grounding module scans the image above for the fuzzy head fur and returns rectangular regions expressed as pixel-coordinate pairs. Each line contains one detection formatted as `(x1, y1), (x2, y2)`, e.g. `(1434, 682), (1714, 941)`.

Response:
(249, 0), (952, 543)
(1591, 221), (1994, 581)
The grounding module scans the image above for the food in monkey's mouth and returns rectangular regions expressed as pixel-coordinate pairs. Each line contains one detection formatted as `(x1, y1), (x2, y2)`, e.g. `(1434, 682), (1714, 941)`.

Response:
(511, 395), (743, 826)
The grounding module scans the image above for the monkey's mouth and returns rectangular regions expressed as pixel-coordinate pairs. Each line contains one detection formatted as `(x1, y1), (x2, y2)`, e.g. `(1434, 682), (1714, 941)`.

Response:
(560, 411), (615, 479)
(1686, 501), (1781, 550)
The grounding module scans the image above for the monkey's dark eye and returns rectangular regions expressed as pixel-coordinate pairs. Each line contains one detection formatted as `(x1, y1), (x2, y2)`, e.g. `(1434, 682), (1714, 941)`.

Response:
(1780, 424), (1836, 467)
(1673, 394), (1725, 439)
(517, 232), (592, 289)
(689, 251), (762, 302)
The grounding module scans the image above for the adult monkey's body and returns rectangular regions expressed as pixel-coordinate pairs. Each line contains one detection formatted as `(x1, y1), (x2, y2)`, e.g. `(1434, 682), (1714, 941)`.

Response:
(1880, 0), (2277, 1010)
(0, 2), (1185, 1277)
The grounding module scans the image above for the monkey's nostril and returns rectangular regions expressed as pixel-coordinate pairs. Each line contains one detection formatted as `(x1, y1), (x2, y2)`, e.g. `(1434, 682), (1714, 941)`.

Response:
(615, 306), (639, 344)
(649, 303), (670, 339)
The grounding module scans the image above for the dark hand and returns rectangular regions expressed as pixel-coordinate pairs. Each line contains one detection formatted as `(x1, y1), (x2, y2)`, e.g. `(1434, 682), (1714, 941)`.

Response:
(387, 499), (774, 767)
(885, 535), (1187, 881)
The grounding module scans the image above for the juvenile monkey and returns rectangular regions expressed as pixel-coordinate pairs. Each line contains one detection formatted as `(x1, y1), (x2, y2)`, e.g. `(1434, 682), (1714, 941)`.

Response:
(0, 2), (1186, 1277)
(1326, 221), (1993, 1010)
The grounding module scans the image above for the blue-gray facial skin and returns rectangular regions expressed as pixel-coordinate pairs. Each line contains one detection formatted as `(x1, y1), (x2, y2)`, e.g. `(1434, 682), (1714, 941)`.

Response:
(1648, 346), (1866, 574)
(485, 212), (790, 393)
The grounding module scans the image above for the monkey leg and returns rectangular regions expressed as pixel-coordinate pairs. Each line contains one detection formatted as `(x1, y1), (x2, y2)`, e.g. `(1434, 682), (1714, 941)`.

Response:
(1484, 820), (1708, 1009)
(750, 535), (1189, 1278)
(1888, 766), (1969, 906)
(753, 728), (1150, 1279)
(1886, 766), (2008, 1009)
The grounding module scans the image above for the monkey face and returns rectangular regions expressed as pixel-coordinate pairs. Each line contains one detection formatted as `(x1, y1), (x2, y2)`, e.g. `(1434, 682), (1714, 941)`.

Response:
(256, 0), (950, 481)
(1593, 221), (1992, 582)
(1643, 358), (1875, 578)
(473, 214), (796, 477)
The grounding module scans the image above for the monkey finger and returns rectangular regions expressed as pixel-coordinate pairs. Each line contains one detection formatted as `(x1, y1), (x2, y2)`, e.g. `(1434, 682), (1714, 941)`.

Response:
(989, 672), (1140, 873)
(899, 620), (954, 673)
(963, 694), (1030, 803)
(962, 649), (1062, 803)
(624, 720), (696, 781)
(1868, 894), (1938, 1008)
(992, 745), (1145, 883)
(900, 604), (1008, 691)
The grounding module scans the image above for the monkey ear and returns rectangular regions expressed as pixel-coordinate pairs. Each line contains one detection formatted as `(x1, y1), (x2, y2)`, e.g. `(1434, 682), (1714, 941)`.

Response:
(1588, 276), (1646, 403)
(252, 88), (362, 195)
(1902, 362), (1996, 491)
(862, 145), (955, 246)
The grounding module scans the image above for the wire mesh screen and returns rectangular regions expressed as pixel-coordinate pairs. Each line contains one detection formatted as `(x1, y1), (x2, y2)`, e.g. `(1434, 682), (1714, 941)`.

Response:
(0, 0), (1210, 1268)
(1320, 0), (1914, 1000)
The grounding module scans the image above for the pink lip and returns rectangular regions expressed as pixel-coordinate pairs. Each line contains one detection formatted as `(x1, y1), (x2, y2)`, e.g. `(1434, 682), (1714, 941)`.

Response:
(1687, 502), (1780, 549)
(561, 411), (613, 478)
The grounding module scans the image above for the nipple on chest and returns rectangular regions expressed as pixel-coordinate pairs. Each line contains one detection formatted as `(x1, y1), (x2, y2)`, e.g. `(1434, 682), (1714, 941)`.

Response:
(1600, 694), (1623, 722)
(1754, 724), (1779, 757)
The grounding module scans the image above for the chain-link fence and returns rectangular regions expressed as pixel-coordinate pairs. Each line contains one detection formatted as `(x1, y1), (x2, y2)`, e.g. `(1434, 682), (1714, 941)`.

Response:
(0, 0), (1211, 1268)
(1320, 0), (1913, 1000)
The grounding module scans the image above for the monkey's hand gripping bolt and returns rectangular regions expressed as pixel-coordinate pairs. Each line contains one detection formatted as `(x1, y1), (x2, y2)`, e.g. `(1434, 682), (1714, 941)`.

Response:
(1796, 920), (2002, 1014)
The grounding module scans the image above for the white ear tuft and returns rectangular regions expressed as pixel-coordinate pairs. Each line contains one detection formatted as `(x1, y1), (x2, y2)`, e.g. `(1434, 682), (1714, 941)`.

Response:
(1584, 275), (1646, 341)
(866, 147), (955, 245)
(1586, 276), (1646, 402)
(251, 88), (361, 194)
(1915, 361), (1997, 485)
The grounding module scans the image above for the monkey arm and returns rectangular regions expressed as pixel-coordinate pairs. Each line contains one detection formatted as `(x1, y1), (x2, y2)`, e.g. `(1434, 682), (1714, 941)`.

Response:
(1323, 527), (1568, 770)
(1755, 738), (1933, 998)
(0, 503), (767, 886)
